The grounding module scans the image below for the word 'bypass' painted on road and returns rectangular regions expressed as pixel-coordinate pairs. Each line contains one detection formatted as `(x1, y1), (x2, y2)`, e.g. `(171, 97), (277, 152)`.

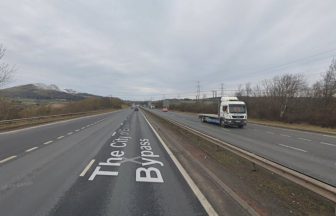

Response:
(88, 128), (131, 181)
(136, 138), (164, 183)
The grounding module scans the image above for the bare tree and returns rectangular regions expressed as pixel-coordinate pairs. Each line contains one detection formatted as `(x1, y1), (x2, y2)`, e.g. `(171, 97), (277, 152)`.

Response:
(245, 82), (252, 97)
(0, 44), (14, 88)
(235, 84), (244, 97)
(321, 59), (336, 103)
(262, 74), (306, 119)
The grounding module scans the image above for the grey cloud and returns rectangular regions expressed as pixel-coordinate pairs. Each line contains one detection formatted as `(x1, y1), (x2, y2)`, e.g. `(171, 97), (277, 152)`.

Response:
(0, 0), (336, 99)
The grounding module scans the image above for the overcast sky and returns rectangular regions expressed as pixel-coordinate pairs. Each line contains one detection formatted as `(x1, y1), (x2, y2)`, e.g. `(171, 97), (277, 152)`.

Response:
(1, 0), (336, 100)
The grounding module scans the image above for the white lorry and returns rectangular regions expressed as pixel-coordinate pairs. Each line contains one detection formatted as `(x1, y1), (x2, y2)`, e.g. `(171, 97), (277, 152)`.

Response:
(198, 96), (247, 128)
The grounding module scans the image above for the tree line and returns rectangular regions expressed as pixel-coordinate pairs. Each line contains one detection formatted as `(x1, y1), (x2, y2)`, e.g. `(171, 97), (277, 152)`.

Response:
(235, 59), (336, 127)
(161, 59), (336, 128)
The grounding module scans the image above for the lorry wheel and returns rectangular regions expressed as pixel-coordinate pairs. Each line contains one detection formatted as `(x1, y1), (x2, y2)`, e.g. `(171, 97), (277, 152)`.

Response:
(202, 117), (206, 122)
(220, 119), (225, 127)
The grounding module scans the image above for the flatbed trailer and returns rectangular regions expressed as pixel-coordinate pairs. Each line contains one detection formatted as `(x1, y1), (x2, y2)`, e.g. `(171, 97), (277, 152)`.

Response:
(198, 97), (247, 128)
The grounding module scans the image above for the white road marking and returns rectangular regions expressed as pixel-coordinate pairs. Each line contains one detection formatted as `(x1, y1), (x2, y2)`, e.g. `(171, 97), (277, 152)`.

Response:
(0, 110), (120, 135)
(112, 132), (116, 137)
(67, 132), (73, 135)
(266, 131), (274, 134)
(80, 159), (95, 177)
(323, 134), (336, 138)
(25, 147), (38, 152)
(142, 112), (218, 216)
(57, 136), (65, 140)
(43, 140), (53, 145)
(320, 142), (336, 147)
(280, 134), (291, 137)
(297, 137), (312, 142)
(75, 129), (80, 132)
(279, 144), (307, 152)
(0, 155), (17, 163)
(81, 127), (86, 130)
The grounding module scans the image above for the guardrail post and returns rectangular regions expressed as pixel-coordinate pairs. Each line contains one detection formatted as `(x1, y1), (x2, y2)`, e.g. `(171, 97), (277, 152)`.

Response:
(251, 162), (257, 172)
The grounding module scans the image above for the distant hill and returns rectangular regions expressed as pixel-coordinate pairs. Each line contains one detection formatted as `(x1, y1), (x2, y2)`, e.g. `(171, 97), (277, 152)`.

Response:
(0, 84), (99, 101)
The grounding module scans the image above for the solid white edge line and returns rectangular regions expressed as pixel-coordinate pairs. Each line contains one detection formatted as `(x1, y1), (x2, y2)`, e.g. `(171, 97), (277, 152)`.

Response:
(25, 147), (38, 152)
(0, 155), (17, 163)
(142, 112), (218, 216)
(278, 144), (307, 152)
(80, 159), (95, 177)
(323, 134), (336, 138)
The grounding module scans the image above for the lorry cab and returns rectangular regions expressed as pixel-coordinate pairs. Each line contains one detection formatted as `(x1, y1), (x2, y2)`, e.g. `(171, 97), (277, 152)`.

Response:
(219, 97), (247, 128)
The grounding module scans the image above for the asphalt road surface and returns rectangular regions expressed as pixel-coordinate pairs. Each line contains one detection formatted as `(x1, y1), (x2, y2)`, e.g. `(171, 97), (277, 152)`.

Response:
(149, 109), (336, 187)
(0, 109), (209, 216)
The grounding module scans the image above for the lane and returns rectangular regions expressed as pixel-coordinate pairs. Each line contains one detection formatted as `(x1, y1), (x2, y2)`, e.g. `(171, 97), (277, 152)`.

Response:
(149, 109), (336, 186)
(0, 110), (130, 216)
(49, 110), (209, 216)
(0, 109), (212, 216)
(0, 110), (122, 163)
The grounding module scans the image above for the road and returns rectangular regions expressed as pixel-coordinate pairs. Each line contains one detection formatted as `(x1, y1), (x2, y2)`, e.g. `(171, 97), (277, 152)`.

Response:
(0, 109), (210, 216)
(149, 109), (336, 187)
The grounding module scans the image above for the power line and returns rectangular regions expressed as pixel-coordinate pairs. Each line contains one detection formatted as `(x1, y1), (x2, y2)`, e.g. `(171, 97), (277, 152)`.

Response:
(196, 81), (201, 101)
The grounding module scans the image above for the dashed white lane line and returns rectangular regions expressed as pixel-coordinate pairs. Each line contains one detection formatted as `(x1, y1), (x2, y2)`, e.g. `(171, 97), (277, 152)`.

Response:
(57, 136), (65, 140)
(67, 132), (74, 135)
(25, 147), (38, 152)
(278, 144), (307, 152)
(0, 155), (17, 163)
(280, 134), (291, 137)
(320, 142), (336, 147)
(266, 131), (274, 134)
(75, 129), (80, 132)
(80, 159), (95, 177)
(112, 132), (116, 137)
(81, 127), (86, 130)
(297, 137), (312, 142)
(43, 140), (53, 145)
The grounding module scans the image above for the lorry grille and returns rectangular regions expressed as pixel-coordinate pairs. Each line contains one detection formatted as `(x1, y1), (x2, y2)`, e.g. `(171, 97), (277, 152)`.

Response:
(232, 116), (244, 119)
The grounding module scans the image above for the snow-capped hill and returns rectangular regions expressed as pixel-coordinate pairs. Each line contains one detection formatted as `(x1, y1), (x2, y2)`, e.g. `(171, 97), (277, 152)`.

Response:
(0, 84), (99, 101)
(63, 89), (78, 94)
(34, 83), (61, 91)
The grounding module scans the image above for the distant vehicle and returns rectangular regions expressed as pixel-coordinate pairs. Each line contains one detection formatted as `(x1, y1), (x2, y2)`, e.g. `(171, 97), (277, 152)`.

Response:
(198, 97), (247, 128)
(134, 107), (139, 111)
(162, 107), (168, 112)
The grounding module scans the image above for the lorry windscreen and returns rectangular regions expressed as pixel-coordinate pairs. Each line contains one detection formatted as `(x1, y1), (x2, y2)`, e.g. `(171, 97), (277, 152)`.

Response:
(229, 104), (246, 113)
